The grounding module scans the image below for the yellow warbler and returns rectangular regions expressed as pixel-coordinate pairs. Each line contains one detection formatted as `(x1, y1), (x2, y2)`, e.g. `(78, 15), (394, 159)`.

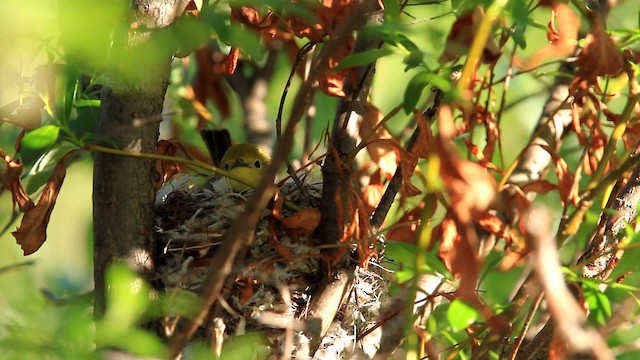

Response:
(219, 143), (271, 192)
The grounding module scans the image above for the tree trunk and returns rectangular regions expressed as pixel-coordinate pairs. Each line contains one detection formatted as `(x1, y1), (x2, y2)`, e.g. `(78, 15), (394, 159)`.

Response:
(93, 2), (182, 315)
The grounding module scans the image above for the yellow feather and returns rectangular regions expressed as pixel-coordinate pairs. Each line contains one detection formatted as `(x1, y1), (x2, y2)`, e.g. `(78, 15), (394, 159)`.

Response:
(220, 144), (271, 192)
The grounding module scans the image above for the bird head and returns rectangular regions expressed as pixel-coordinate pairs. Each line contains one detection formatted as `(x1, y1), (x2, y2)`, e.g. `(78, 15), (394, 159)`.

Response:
(219, 144), (271, 191)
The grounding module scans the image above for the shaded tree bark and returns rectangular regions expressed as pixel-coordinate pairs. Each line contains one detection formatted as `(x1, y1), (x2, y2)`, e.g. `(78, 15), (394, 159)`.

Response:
(93, 1), (185, 315)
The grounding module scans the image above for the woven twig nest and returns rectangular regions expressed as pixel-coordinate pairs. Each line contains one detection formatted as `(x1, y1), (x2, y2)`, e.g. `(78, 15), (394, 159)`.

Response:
(154, 173), (390, 358)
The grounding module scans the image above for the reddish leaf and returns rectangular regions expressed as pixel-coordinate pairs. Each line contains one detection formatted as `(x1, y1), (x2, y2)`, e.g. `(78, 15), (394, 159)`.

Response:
(437, 213), (479, 295)
(386, 205), (423, 244)
(460, 138), (500, 172)
(476, 212), (517, 244)
(1, 149), (34, 212)
(318, 35), (355, 97)
(363, 170), (385, 211)
(398, 148), (422, 197)
(521, 3), (579, 70)
(439, 7), (502, 64)
(575, 19), (624, 84)
(521, 179), (558, 195)
(188, 48), (231, 125)
(13, 150), (78, 255)
(412, 110), (434, 159)
(281, 208), (321, 241)
(570, 17), (625, 98)
(154, 139), (195, 190)
(360, 104), (400, 178)
(396, 110), (434, 198)
(224, 47), (240, 75)
(238, 277), (255, 305)
(436, 106), (496, 223)
(538, 143), (579, 205)
(437, 214), (460, 273)
(270, 193), (292, 260)
(230, 6), (276, 31)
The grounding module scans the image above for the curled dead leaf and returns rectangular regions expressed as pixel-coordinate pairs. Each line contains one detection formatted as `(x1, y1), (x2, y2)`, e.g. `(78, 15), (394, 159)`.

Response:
(360, 104), (400, 178)
(189, 47), (232, 124)
(155, 140), (194, 191)
(437, 106), (496, 223)
(440, 7), (502, 64)
(521, 3), (579, 70)
(13, 150), (78, 255)
(537, 143), (579, 205)
(1, 149), (34, 212)
(570, 16), (624, 97)
(224, 47), (240, 75)
(363, 170), (385, 212)
(386, 205), (422, 245)
(281, 208), (321, 241)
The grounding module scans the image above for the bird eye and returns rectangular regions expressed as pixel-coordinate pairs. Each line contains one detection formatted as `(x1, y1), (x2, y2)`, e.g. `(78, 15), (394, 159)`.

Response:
(254, 160), (261, 168)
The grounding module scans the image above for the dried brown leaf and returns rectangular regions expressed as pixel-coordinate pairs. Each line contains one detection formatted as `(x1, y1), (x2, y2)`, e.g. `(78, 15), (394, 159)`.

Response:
(521, 3), (579, 70)
(437, 106), (495, 223)
(538, 143), (579, 205)
(13, 150), (78, 255)
(224, 47), (240, 75)
(439, 7), (502, 64)
(386, 205), (422, 244)
(398, 148), (422, 197)
(521, 179), (558, 194)
(318, 35), (355, 97)
(575, 19), (624, 85)
(190, 48), (231, 123)
(281, 208), (321, 241)
(360, 104), (400, 178)
(363, 170), (384, 211)
(1, 149), (34, 212)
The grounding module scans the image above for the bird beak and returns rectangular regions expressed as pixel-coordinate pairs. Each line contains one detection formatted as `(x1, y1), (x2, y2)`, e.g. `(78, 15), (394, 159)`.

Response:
(231, 158), (249, 169)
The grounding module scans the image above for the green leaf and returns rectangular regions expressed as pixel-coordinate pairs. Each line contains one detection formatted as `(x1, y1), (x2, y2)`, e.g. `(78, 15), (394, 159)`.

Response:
(506, 23), (527, 49)
(94, 263), (165, 357)
(57, 66), (78, 125)
(383, 0), (401, 21)
(24, 145), (78, 194)
(161, 289), (204, 319)
(403, 71), (431, 113)
(95, 327), (166, 357)
(403, 50), (424, 71)
(219, 333), (271, 360)
(335, 48), (394, 71)
(22, 125), (60, 151)
(104, 263), (151, 327)
(583, 280), (611, 325)
(210, 13), (264, 60)
(19, 125), (60, 165)
(447, 299), (478, 332)
(70, 103), (100, 140)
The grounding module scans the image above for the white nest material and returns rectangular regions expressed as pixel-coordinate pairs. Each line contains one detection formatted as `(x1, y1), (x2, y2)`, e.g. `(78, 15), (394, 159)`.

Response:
(154, 173), (391, 357)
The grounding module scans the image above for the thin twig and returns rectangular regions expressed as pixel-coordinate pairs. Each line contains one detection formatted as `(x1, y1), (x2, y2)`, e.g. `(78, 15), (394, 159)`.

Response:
(275, 42), (317, 202)
(370, 88), (443, 229)
(508, 290), (543, 360)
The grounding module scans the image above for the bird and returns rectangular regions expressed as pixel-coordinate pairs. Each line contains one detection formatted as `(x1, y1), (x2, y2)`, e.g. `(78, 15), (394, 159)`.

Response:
(201, 129), (271, 192)
(218, 143), (271, 192)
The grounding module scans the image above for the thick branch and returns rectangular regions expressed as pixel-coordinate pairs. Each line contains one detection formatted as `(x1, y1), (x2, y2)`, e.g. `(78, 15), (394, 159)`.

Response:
(93, 3), (180, 315)
(317, 3), (383, 249)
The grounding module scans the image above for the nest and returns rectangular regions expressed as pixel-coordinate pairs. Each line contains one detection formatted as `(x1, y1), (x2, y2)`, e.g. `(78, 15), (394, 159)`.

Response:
(154, 174), (391, 358)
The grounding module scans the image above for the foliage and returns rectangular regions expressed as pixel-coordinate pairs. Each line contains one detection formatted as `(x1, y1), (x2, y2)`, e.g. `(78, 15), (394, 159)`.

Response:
(1, 0), (640, 358)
